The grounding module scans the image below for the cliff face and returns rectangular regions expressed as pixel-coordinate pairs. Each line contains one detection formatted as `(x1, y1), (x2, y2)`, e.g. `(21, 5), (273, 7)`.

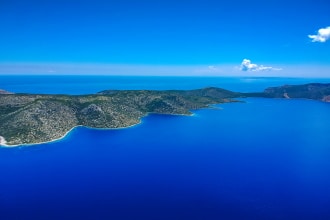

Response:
(0, 88), (239, 146)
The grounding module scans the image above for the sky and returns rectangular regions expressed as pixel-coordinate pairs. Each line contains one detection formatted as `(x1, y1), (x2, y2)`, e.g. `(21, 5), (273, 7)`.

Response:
(0, 0), (329, 77)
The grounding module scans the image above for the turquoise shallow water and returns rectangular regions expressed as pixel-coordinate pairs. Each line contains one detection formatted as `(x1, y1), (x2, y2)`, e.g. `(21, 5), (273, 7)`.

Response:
(0, 76), (330, 219)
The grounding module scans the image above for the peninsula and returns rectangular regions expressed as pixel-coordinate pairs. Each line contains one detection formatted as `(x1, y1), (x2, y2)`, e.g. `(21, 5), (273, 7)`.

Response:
(0, 87), (240, 146)
(0, 83), (329, 146)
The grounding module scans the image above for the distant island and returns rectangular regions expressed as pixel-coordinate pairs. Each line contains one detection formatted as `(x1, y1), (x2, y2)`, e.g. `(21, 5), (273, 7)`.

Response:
(0, 83), (329, 146)
(253, 83), (330, 101)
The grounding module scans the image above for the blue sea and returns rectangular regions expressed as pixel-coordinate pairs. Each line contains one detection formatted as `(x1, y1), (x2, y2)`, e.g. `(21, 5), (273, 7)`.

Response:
(1, 76), (330, 220)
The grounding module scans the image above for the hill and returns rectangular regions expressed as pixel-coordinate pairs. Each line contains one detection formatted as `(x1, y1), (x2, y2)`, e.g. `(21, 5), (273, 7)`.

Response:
(261, 83), (330, 102)
(0, 87), (240, 146)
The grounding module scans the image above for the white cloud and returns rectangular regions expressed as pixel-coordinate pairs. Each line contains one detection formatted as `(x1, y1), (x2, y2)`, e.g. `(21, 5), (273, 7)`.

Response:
(241, 59), (258, 71)
(240, 59), (281, 72)
(208, 65), (217, 70)
(207, 65), (222, 72)
(308, 26), (330, 43)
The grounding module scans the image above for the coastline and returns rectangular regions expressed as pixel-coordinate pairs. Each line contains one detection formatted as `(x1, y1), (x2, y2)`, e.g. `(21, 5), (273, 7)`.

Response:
(1, 96), (327, 148)
(0, 119), (144, 148)
(0, 110), (197, 148)
(0, 126), (78, 148)
(0, 104), (226, 148)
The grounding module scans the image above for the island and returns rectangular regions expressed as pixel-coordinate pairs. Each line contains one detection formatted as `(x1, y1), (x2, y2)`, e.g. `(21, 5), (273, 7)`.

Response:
(255, 83), (330, 101)
(0, 83), (329, 146)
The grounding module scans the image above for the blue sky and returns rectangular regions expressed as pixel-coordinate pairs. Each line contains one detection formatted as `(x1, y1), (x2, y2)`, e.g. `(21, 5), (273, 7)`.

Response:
(0, 0), (329, 76)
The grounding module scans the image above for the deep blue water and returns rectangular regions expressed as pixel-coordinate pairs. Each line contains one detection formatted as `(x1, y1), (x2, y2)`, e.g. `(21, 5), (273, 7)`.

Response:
(1, 76), (330, 220)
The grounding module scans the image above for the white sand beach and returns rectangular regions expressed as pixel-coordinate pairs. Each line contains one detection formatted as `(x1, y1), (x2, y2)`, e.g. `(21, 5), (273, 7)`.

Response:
(0, 136), (8, 146)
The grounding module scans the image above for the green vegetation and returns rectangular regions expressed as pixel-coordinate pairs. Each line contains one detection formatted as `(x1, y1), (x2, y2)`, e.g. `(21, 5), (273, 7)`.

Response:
(1, 83), (329, 146)
(250, 83), (330, 101)
(0, 87), (240, 145)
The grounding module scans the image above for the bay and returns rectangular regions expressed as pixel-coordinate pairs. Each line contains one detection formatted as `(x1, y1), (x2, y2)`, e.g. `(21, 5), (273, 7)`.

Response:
(0, 76), (330, 219)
